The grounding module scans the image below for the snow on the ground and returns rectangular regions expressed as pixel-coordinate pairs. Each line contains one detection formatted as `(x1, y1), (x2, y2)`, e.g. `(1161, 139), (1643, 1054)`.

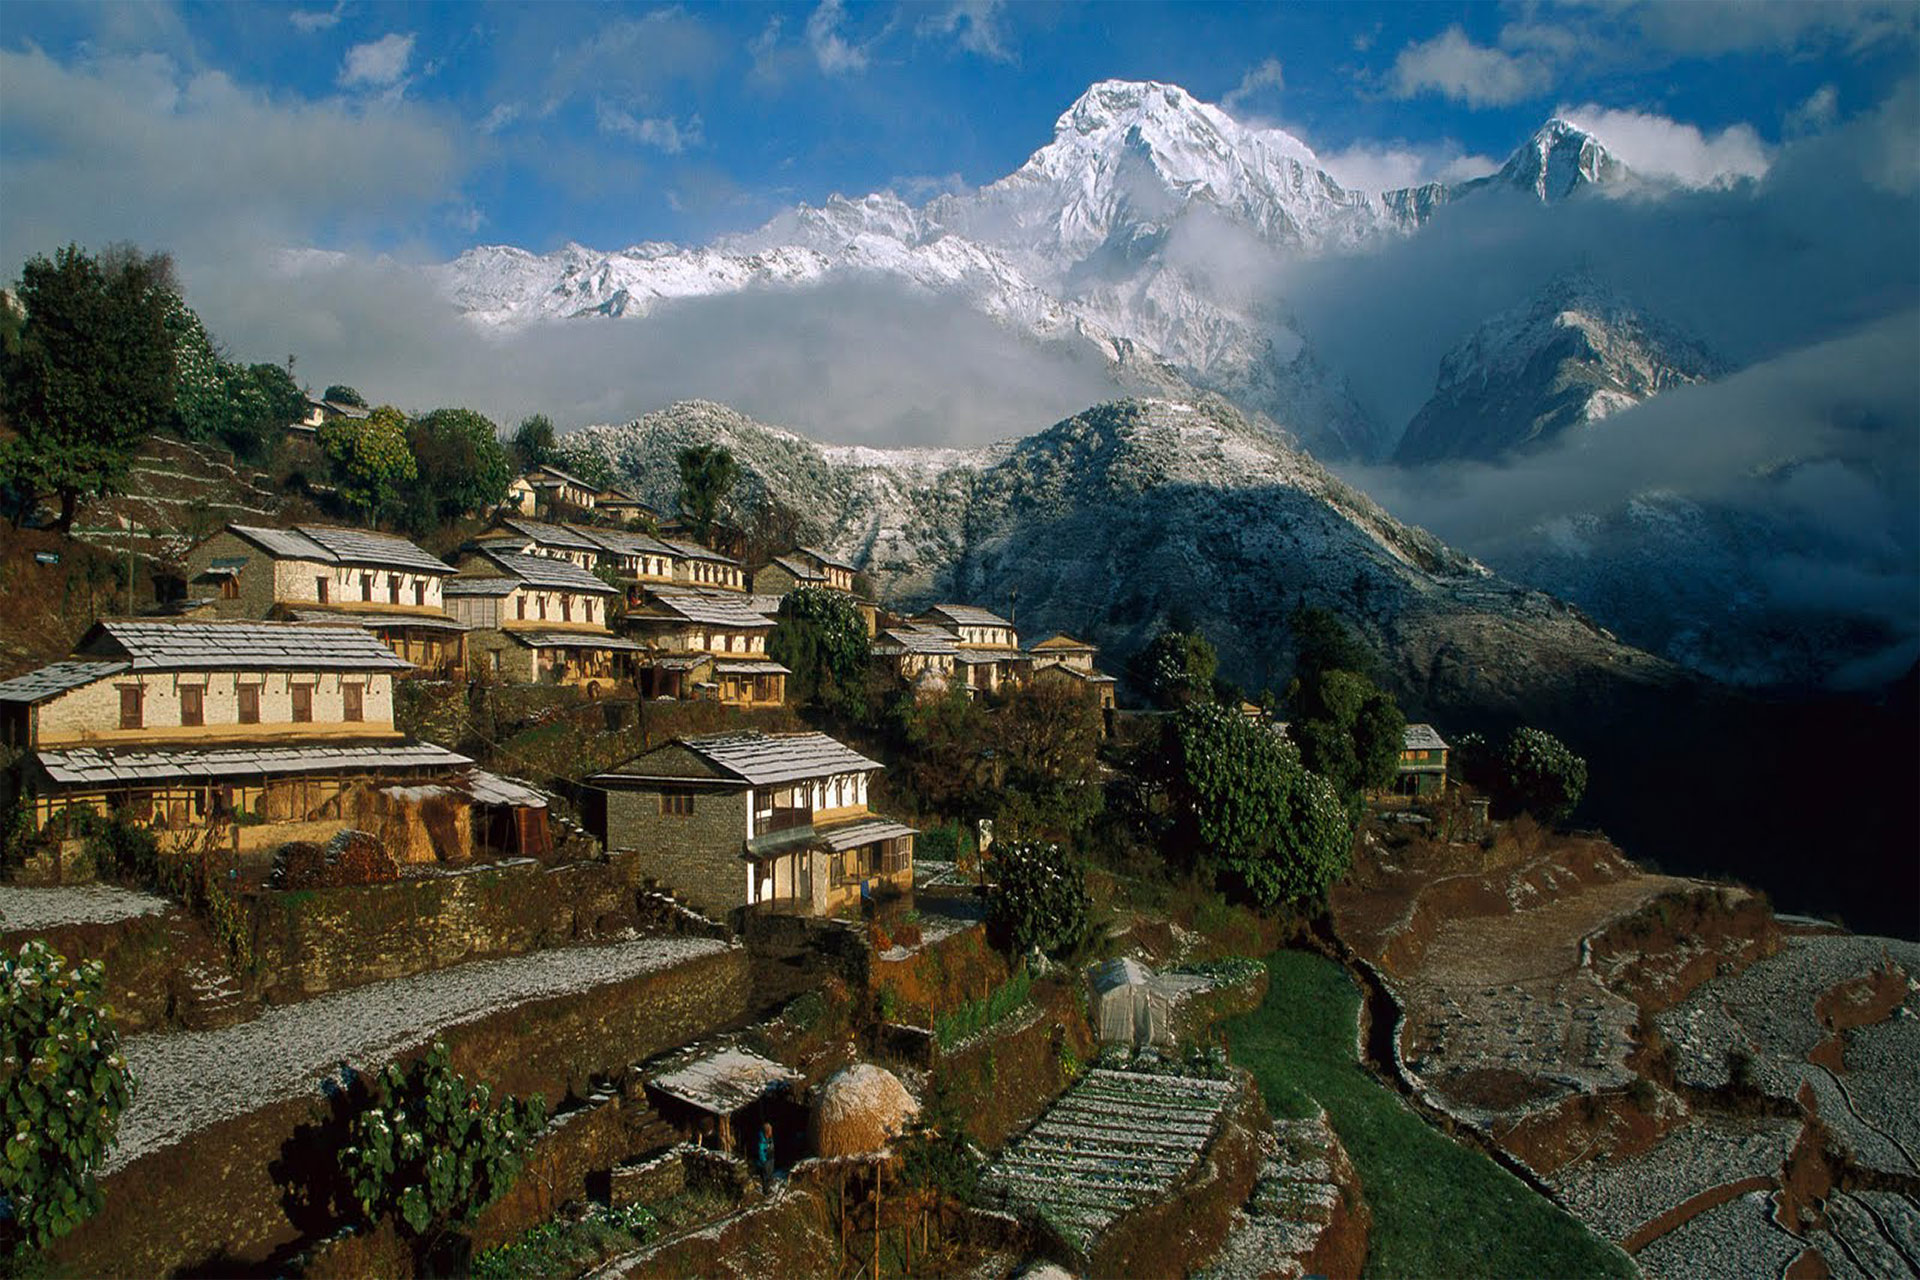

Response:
(0, 884), (173, 933)
(107, 934), (727, 1172)
(1549, 1115), (1801, 1244)
(1633, 1191), (1806, 1280)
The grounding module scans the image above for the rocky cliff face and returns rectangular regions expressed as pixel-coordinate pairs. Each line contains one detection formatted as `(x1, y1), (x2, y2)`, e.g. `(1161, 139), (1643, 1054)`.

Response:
(566, 396), (1678, 718)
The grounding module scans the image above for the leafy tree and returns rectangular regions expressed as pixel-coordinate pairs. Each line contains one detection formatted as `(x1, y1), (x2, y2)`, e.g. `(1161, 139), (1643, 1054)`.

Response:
(551, 444), (613, 491)
(891, 686), (989, 819)
(988, 679), (1106, 841)
(769, 585), (871, 719)
(986, 840), (1091, 958)
(0, 244), (177, 530)
(0, 940), (134, 1257)
(340, 1042), (545, 1242)
(1160, 703), (1353, 909)
(164, 297), (303, 461)
(406, 407), (512, 530)
(1288, 606), (1378, 684)
(323, 384), (366, 407)
(676, 443), (738, 542)
(509, 414), (554, 472)
(320, 404), (418, 523)
(1288, 668), (1406, 805)
(1498, 727), (1588, 823)
(1133, 627), (1218, 709)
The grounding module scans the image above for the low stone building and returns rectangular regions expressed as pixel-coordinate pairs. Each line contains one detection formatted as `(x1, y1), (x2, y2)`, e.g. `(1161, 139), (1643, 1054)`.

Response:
(871, 624), (960, 691)
(0, 621), (502, 863)
(588, 731), (915, 920)
(914, 604), (1028, 696)
(481, 517), (606, 572)
(752, 547), (857, 596)
(506, 463), (602, 516)
(444, 550), (641, 690)
(1027, 633), (1119, 710)
(183, 524), (465, 675)
(1395, 723), (1450, 798)
(627, 587), (788, 706)
(665, 539), (747, 592)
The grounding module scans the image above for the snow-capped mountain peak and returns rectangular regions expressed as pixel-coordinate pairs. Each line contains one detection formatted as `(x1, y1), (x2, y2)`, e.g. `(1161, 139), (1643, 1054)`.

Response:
(1492, 117), (1629, 203)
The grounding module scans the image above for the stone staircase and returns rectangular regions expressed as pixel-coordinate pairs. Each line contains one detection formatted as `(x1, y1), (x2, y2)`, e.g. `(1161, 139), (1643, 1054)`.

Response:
(164, 915), (255, 1030)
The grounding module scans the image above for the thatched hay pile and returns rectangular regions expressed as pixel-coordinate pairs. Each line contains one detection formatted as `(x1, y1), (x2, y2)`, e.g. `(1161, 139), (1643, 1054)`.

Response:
(809, 1063), (920, 1157)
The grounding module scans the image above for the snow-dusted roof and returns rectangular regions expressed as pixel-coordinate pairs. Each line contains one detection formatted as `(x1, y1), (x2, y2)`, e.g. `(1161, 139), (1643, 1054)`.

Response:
(0, 661), (131, 704)
(817, 818), (917, 851)
(923, 603), (1013, 630)
(228, 524), (450, 575)
(37, 740), (470, 786)
(461, 769), (549, 809)
(600, 731), (882, 788)
(493, 517), (603, 553)
(80, 621), (412, 673)
(483, 550), (616, 594)
(1404, 723), (1449, 752)
(647, 1046), (800, 1116)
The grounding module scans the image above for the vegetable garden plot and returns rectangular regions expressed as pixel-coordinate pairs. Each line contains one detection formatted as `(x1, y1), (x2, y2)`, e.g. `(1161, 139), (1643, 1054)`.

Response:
(1815, 1191), (1920, 1279)
(1632, 1191), (1806, 1280)
(1547, 1115), (1801, 1245)
(982, 1069), (1239, 1251)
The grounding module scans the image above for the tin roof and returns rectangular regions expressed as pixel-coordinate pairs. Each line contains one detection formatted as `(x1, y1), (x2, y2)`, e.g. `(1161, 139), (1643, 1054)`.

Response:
(0, 661), (132, 705)
(79, 621), (412, 673)
(922, 603), (1013, 630)
(483, 550), (616, 595)
(1404, 723), (1449, 752)
(597, 731), (882, 788)
(37, 740), (470, 786)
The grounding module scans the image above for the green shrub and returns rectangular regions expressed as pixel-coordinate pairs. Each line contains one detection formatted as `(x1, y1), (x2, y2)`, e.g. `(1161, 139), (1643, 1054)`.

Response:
(934, 969), (1033, 1048)
(0, 941), (134, 1258)
(340, 1042), (546, 1238)
(986, 842), (1090, 959)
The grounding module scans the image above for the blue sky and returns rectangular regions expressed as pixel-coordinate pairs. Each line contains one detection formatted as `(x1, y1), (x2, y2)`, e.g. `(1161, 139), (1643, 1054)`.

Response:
(3, 0), (1914, 262)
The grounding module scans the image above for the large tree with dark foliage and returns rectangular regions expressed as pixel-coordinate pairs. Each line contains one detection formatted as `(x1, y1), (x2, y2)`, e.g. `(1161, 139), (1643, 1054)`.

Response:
(509, 413), (554, 471)
(677, 443), (738, 541)
(405, 407), (512, 531)
(769, 585), (871, 718)
(1288, 668), (1407, 805)
(1133, 627), (1219, 708)
(986, 840), (1091, 959)
(0, 244), (177, 531)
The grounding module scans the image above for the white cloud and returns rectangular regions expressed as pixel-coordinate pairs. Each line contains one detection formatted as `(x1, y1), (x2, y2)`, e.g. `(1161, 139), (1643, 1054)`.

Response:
(918, 0), (1012, 62)
(1223, 58), (1285, 113)
(479, 102), (520, 134)
(1319, 140), (1497, 194)
(1574, 0), (1919, 57)
(807, 0), (869, 76)
(1558, 103), (1772, 185)
(1391, 26), (1553, 108)
(289, 3), (344, 34)
(597, 103), (704, 155)
(339, 32), (414, 89)
(1786, 84), (1840, 136)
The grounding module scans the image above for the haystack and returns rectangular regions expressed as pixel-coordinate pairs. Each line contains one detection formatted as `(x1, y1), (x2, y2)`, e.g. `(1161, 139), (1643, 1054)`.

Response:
(809, 1063), (920, 1157)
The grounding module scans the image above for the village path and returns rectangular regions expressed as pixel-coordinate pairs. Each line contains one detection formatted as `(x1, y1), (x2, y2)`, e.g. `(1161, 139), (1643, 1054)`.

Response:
(107, 934), (729, 1173)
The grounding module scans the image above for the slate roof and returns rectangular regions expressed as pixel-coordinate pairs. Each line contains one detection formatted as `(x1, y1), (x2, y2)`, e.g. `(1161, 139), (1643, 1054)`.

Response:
(923, 603), (1013, 630)
(0, 661), (132, 705)
(286, 609), (469, 633)
(526, 463), (597, 491)
(640, 589), (773, 628)
(461, 770), (549, 809)
(661, 538), (740, 567)
(227, 524), (449, 575)
(711, 660), (791, 676)
(78, 622), (412, 673)
(1404, 723), (1449, 752)
(1037, 664), (1117, 684)
(1029, 634), (1097, 653)
(493, 518), (603, 553)
(817, 817), (918, 851)
(768, 555), (826, 582)
(442, 577), (518, 598)
(483, 550), (616, 595)
(648, 1047), (799, 1116)
(597, 731), (882, 788)
(875, 627), (958, 655)
(797, 545), (857, 572)
(37, 740), (471, 786)
(504, 632), (644, 652)
(952, 649), (1025, 665)
(579, 526), (678, 559)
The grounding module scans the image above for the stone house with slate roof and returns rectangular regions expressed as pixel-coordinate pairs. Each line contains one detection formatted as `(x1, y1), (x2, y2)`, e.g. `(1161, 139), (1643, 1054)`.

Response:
(1393, 724), (1451, 798)
(752, 546), (856, 596)
(445, 550), (640, 690)
(913, 604), (1029, 696)
(626, 587), (787, 706)
(588, 731), (914, 920)
(1027, 634), (1119, 711)
(184, 524), (466, 675)
(664, 539), (747, 592)
(0, 621), (520, 862)
(505, 463), (601, 516)
(481, 517), (606, 572)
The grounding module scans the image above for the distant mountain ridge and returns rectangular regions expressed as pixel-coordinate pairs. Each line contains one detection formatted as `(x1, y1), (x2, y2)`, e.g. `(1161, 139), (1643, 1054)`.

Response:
(564, 395), (1678, 719)
(437, 82), (1641, 461)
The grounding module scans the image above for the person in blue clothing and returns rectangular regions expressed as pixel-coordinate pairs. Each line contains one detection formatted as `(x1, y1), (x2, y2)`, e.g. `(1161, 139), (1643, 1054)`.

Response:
(756, 1121), (777, 1191)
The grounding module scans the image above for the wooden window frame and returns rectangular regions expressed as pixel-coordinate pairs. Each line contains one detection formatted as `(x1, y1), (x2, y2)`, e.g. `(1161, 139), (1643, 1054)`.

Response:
(388, 577), (401, 605)
(414, 580), (426, 607)
(290, 683), (314, 724)
(118, 684), (143, 730)
(237, 683), (261, 725)
(341, 683), (364, 723)
(179, 684), (204, 727)
(316, 576), (329, 604)
(658, 791), (694, 817)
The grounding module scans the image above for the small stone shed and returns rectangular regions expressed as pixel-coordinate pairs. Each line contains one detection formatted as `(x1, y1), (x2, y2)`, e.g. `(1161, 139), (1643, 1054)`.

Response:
(646, 1046), (803, 1157)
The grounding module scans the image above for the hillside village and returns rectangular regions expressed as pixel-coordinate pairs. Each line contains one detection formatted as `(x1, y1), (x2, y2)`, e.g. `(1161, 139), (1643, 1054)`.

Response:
(2, 409), (1916, 1280)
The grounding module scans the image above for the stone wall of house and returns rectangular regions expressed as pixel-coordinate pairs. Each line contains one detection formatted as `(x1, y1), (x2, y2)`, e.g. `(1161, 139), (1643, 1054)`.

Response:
(51, 943), (753, 1278)
(602, 785), (750, 917)
(184, 529), (281, 617)
(250, 851), (723, 1002)
(34, 668), (398, 748)
(466, 628), (539, 683)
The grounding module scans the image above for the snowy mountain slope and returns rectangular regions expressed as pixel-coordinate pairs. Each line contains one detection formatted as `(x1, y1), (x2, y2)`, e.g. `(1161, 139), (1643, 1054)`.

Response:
(434, 83), (1639, 462)
(1396, 275), (1722, 464)
(563, 396), (1678, 715)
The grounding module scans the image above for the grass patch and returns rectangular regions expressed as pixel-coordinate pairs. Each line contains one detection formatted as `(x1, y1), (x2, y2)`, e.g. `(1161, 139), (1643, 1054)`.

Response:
(472, 1204), (657, 1280)
(1224, 951), (1633, 1280)
(934, 968), (1032, 1048)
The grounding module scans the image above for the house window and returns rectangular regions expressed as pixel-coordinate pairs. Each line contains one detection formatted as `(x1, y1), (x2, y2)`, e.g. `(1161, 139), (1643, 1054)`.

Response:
(538, 596), (548, 620)
(219, 576), (240, 600)
(118, 685), (143, 730)
(388, 578), (401, 605)
(179, 685), (204, 727)
(414, 581), (426, 606)
(361, 574), (373, 602)
(237, 684), (260, 724)
(561, 597), (571, 623)
(342, 684), (363, 722)
(516, 596), (526, 621)
(317, 577), (329, 604)
(291, 684), (313, 723)
(659, 792), (694, 816)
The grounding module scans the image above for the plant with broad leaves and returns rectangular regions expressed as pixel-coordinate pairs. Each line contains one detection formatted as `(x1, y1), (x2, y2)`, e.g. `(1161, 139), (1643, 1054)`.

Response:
(0, 940), (133, 1258)
(338, 1042), (545, 1239)
(987, 841), (1090, 959)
